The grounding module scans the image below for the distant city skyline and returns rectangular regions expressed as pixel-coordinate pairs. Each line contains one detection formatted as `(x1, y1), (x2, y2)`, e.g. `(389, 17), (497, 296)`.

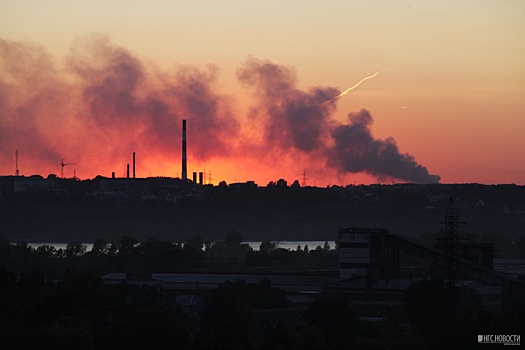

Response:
(1, 1), (524, 185)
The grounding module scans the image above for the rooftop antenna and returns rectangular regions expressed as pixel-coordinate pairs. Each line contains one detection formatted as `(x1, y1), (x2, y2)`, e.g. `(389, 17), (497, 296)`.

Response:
(60, 159), (76, 178)
(15, 150), (19, 176)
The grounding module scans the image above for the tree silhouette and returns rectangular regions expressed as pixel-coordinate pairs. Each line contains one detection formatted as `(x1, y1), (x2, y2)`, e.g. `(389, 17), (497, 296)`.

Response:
(65, 242), (87, 257)
(404, 278), (485, 350)
(224, 230), (243, 246)
(116, 236), (138, 255)
(196, 280), (290, 349)
(91, 238), (108, 255)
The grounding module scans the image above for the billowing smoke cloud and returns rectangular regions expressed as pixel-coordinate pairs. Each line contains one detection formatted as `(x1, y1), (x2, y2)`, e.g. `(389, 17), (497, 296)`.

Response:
(0, 36), (440, 183)
(237, 58), (338, 153)
(237, 58), (440, 184)
(0, 39), (65, 165)
(66, 35), (239, 160)
(330, 110), (441, 183)
(0, 35), (239, 177)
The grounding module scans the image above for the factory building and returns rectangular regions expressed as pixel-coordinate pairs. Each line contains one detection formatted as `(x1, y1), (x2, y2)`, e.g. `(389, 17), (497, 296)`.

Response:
(338, 227), (400, 280)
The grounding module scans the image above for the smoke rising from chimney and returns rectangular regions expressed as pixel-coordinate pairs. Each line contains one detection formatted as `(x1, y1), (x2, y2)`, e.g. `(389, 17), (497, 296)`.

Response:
(237, 58), (440, 184)
(0, 35), (440, 184)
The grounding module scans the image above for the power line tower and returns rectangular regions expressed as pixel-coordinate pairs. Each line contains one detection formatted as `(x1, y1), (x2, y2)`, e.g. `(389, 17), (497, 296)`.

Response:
(207, 169), (212, 185)
(301, 170), (308, 187)
(60, 159), (76, 178)
(439, 197), (465, 284)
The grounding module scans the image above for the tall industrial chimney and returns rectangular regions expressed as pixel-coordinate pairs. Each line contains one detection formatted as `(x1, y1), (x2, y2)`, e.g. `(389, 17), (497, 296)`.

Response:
(182, 119), (187, 180)
(127, 164), (130, 179)
(15, 150), (19, 177)
(133, 152), (136, 178)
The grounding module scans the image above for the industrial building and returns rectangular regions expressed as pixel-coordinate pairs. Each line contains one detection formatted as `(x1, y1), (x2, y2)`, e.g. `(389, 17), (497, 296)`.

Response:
(334, 223), (525, 315)
(338, 227), (400, 280)
(99, 222), (524, 318)
(100, 199), (524, 318)
(103, 271), (332, 294)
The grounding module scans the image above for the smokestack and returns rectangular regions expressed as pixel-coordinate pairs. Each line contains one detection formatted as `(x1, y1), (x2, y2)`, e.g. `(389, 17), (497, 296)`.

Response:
(182, 119), (187, 180)
(133, 152), (136, 178)
(15, 149), (19, 177)
(193, 172), (197, 183)
(199, 172), (203, 185)
(127, 164), (130, 178)
(112, 172), (115, 179)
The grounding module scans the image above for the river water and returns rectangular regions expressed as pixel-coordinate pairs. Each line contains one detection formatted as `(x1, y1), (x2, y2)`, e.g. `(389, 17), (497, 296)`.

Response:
(25, 240), (336, 252)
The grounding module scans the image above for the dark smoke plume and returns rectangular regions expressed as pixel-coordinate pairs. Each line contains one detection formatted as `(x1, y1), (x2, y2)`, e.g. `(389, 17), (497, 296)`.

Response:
(0, 35), (239, 177)
(329, 110), (441, 183)
(237, 58), (338, 153)
(238, 58), (440, 184)
(66, 35), (239, 160)
(0, 38), (65, 165)
(0, 36), (439, 183)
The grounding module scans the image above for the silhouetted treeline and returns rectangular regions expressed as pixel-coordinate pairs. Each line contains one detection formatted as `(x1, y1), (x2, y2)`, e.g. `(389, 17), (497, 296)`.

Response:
(0, 264), (427, 350)
(4, 266), (519, 349)
(0, 232), (337, 277)
(1, 181), (524, 246)
(0, 266), (190, 350)
(404, 278), (524, 350)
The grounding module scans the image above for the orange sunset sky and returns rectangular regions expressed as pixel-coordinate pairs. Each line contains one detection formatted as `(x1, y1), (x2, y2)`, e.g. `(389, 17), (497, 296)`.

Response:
(1, 1), (524, 185)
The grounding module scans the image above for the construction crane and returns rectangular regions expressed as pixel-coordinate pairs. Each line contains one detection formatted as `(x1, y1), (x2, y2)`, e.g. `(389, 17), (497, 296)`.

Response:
(60, 159), (76, 178)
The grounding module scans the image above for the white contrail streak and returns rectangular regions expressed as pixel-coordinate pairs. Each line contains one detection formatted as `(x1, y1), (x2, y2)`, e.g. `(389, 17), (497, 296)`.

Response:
(323, 69), (390, 105)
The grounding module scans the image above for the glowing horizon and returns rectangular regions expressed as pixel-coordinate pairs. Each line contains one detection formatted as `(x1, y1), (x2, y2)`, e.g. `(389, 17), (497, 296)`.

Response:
(1, 1), (524, 185)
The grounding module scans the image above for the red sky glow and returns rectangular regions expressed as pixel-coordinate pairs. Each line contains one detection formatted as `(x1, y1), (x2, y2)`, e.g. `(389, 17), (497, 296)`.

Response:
(1, 2), (524, 185)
